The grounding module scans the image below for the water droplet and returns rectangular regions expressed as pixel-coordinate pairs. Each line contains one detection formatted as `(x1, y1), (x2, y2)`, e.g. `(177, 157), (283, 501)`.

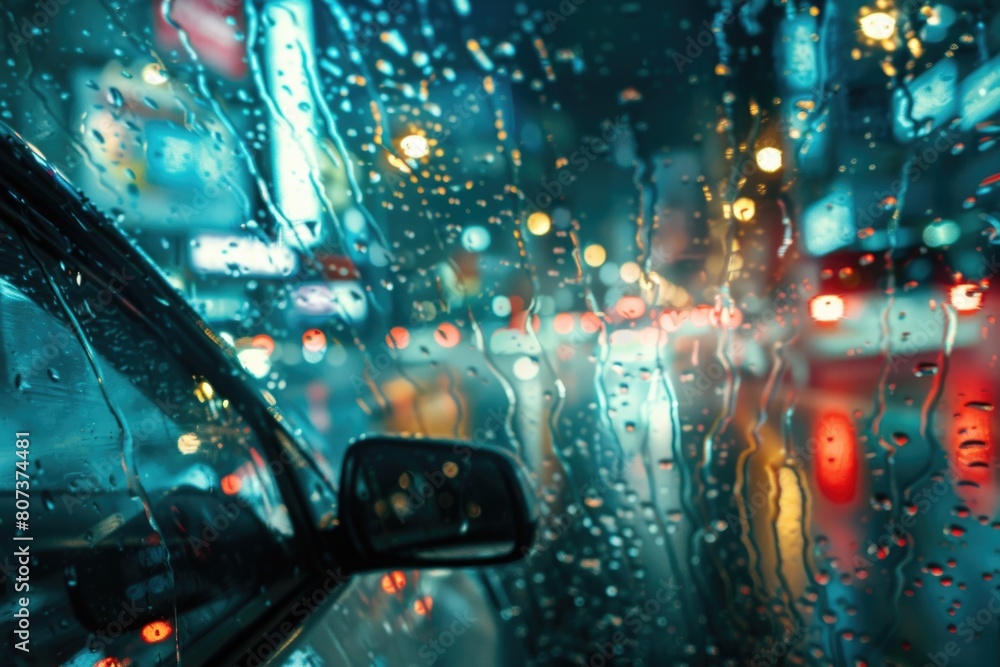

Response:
(872, 494), (892, 510)
(946, 525), (966, 538)
(107, 87), (123, 108)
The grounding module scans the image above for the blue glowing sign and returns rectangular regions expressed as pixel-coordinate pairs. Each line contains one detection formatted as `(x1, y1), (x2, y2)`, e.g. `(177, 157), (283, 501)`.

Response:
(779, 15), (820, 93)
(893, 58), (958, 142)
(959, 53), (1000, 131)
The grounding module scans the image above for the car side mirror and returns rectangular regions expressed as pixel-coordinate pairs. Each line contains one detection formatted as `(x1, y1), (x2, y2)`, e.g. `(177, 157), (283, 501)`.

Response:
(333, 435), (537, 572)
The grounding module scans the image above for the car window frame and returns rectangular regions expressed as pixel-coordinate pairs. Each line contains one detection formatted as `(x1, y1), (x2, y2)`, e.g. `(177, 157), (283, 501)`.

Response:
(0, 125), (348, 666)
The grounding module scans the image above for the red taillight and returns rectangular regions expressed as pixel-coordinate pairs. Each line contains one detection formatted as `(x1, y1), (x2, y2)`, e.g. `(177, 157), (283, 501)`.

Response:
(814, 411), (859, 504)
(615, 295), (646, 320)
(220, 474), (242, 496)
(386, 326), (410, 350)
(302, 328), (327, 352)
(953, 403), (992, 487)
(413, 595), (434, 615)
(810, 295), (845, 323)
(434, 322), (461, 348)
(140, 620), (172, 644)
(381, 570), (407, 594)
(553, 313), (575, 334)
(250, 334), (275, 356)
(580, 312), (602, 333)
(949, 284), (983, 313)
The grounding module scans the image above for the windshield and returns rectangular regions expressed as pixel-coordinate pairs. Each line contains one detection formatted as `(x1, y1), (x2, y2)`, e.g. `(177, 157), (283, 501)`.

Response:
(3, 0), (1000, 665)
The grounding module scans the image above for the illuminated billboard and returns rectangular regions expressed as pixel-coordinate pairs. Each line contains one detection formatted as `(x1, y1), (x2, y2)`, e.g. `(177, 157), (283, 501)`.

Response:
(71, 62), (250, 230)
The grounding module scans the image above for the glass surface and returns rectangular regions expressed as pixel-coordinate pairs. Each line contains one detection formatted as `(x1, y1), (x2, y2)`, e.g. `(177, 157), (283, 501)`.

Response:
(3, 0), (1000, 664)
(0, 214), (306, 665)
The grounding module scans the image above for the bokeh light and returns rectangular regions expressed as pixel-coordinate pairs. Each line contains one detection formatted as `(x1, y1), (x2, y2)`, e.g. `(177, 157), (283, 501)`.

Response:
(950, 284), (983, 312)
(583, 244), (607, 267)
(860, 12), (896, 40)
(619, 261), (641, 284)
(435, 322), (461, 348)
(732, 197), (756, 222)
(755, 147), (783, 173)
(527, 211), (552, 235)
(810, 294), (845, 322)
(400, 134), (430, 159)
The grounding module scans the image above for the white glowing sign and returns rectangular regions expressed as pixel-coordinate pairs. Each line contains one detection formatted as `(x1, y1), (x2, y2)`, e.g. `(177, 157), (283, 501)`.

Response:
(190, 234), (298, 276)
(291, 282), (368, 323)
(265, 0), (324, 247)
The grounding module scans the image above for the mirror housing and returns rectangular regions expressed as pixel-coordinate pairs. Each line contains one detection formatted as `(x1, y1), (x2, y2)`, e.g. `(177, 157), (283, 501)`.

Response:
(332, 435), (537, 572)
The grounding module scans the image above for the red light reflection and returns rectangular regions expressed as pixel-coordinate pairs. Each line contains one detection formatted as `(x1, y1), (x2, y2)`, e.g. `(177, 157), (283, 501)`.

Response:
(814, 410), (859, 504)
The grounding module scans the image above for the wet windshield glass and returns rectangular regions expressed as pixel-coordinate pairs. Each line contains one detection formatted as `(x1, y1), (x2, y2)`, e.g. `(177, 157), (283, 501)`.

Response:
(3, 0), (1000, 665)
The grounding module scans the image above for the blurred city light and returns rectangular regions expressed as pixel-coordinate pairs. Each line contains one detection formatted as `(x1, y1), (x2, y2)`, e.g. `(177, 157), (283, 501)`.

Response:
(859, 11), (896, 40)
(251, 334), (276, 357)
(434, 322), (461, 348)
(461, 225), (491, 252)
(140, 620), (173, 644)
(386, 326), (411, 350)
(553, 312), (575, 334)
(923, 220), (960, 247)
(141, 62), (168, 85)
(492, 295), (512, 317)
(527, 211), (552, 235)
(221, 474), (242, 496)
(176, 433), (201, 455)
(803, 185), (855, 256)
(413, 596), (434, 615)
(400, 134), (430, 159)
(814, 410), (859, 504)
(810, 294), (845, 322)
(710, 306), (744, 329)
(265, 0), (324, 247)
(198, 380), (215, 400)
(615, 295), (646, 320)
(580, 312), (603, 333)
(583, 243), (607, 267)
(381, 571), (407, 594)
(598, 262), (619, 285)
(512, 356), (540, 381)
(755, 147), (783, 173)
(619, 261), (641, 284)
(950, 284), (984, 312)
(302, 329), (328, 353)
(237, 348), (272, 379)
(732, 197), (756, 222)
(190, 234), (298, 277)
